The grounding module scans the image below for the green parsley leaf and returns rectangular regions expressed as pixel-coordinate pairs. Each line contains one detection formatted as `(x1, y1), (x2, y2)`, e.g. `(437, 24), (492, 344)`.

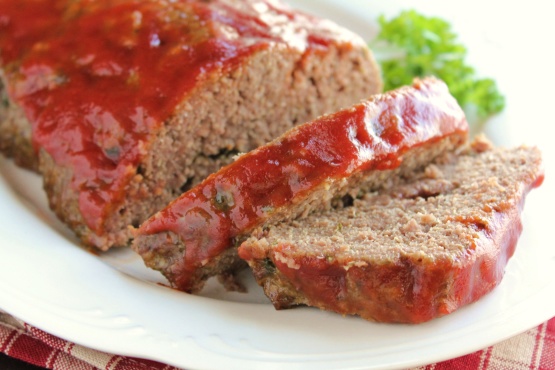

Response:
(370, 10), (505, 124)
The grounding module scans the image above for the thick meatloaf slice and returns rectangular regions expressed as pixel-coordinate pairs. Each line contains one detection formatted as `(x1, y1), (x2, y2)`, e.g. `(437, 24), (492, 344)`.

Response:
(0, 0), (382, 250)
(238, 137), (544, 323)
(133, 77), (469, 293)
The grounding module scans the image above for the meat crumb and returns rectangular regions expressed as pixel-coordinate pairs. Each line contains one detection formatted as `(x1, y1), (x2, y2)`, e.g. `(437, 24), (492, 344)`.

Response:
(471, 133), (494, 153)
(274, 251), (300, 270)
(424, 164), (443, 179)
(401, 218), (422, 234)
(420, 213), (437, 225)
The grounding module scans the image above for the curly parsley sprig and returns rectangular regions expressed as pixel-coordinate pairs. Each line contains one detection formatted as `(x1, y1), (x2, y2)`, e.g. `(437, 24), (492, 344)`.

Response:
(370, 10), (505, 124)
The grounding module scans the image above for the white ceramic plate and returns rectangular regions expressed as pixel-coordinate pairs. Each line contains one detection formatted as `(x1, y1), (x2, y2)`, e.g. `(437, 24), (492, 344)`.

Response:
(1, 1), (554, 369)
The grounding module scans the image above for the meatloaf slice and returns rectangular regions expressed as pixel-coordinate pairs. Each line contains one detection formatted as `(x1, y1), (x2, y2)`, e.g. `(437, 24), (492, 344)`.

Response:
(238, 137), (544, 323)
(133, 77), (469, 293)
(0, 0), (382, 250)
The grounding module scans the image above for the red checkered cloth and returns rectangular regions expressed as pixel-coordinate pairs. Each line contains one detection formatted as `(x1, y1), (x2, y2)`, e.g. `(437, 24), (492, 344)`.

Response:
(1, 311), (554, 370)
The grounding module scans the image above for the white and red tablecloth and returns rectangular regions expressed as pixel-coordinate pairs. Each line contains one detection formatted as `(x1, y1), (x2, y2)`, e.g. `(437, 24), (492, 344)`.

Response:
(1, 310), (553, 370)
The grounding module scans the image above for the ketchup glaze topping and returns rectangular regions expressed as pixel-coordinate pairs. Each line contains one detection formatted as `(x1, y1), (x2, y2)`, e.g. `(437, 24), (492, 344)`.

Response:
(0, 0), (350, 233)
(139, 78), (469, 291)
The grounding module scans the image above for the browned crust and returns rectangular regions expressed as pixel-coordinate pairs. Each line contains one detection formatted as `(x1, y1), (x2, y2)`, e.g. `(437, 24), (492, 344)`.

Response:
(0, 77), (38, 171)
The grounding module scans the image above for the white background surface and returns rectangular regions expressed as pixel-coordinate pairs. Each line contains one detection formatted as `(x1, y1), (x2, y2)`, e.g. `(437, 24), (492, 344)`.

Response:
(1, 1), (554, 369)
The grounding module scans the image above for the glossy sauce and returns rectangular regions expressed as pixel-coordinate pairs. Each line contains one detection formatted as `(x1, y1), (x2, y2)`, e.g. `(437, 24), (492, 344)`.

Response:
(0, 0), (338, 232)
(141, 78), (469, 290)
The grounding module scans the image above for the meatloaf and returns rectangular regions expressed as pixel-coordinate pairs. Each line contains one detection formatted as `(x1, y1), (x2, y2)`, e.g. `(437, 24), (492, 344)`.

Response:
(133, 77), (469, 293)
(238, 137), (544, 323)
(0, 0), (382, 250)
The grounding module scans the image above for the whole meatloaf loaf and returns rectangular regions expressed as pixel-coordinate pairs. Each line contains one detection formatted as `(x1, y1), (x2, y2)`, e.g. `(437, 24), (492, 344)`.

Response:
(0, 0), (382, 250)
(238, 137), (544, 323)
(133, 77), (469, 293)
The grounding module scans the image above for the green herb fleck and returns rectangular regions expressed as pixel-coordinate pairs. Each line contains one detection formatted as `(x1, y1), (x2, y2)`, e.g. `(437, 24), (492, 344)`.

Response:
(103, 146), (121, 162)
(126, 69), (140, 88)
(262, 258), (276, 274)
(213, 189), (235, 212)
(261, 205), (275, 215)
